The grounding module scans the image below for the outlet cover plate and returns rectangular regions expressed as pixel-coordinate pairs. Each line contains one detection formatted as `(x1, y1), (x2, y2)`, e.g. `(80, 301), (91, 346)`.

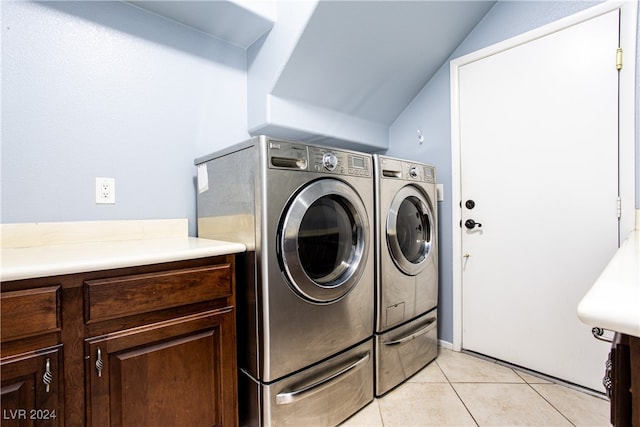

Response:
(96, 177), (115, 204)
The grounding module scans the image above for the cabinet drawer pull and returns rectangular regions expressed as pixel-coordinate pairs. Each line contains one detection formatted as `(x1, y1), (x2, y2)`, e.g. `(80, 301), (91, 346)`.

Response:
(42, 358), (53, 393)
(96, 348), (104, 378)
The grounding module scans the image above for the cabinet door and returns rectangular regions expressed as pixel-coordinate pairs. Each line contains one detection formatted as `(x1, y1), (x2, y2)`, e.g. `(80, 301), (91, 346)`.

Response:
(1, 346), (63, 426)
(86, 308), (237, 427)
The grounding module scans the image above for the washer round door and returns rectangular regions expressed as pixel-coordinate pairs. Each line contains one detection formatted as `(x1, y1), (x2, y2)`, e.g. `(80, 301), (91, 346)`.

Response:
(387, 185), (435, 276)
(279, 179), (370, 304)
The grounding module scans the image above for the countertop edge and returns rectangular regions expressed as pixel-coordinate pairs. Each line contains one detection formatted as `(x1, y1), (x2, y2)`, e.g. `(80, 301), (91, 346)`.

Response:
(1, 237), (246, 282)
(577, 230), (640, 338)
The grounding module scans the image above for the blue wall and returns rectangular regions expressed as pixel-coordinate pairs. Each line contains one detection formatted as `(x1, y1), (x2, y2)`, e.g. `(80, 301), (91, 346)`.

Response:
(387, 0), (640, 344)
(2, 2), (637, 344)
(1, 1), (250, 235)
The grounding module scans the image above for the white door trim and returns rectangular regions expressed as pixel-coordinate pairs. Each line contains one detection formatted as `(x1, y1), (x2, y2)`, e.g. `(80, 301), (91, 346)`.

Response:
(450, 0), (638, 351)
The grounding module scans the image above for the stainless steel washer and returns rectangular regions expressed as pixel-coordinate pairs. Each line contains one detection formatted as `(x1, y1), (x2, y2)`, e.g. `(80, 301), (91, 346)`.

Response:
(196, 136), (374, 426)
(373, 154), (438, 396)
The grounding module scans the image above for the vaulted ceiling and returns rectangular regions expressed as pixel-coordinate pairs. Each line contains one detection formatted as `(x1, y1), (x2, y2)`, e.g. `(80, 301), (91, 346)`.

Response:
(128, 0), (495, 150)
(273, 1), (495, 124)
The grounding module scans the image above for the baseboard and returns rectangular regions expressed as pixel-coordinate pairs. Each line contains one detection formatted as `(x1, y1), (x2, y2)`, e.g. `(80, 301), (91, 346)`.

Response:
(438, 339), (454, 351)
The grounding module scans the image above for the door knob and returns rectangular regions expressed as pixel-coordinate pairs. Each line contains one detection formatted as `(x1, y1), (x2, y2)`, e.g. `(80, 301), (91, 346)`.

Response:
(465, 200), (476, 209)
(464, 219), (482, 229)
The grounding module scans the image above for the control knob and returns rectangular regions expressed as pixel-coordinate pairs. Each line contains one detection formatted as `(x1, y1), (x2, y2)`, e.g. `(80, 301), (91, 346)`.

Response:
(409, 166), (419, 178)
(323, 153), (338, 171)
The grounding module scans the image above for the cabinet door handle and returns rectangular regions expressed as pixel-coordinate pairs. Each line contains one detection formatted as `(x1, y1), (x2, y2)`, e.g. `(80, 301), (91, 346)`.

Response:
(42, 358), (53, 393)
(96, 348), (104, 378)
(592, 327), (613, 343)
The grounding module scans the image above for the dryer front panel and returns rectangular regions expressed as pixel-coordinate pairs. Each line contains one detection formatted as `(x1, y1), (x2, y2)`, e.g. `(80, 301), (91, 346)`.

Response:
(386, 185), (435, 276)
(279, 178), (370, 304)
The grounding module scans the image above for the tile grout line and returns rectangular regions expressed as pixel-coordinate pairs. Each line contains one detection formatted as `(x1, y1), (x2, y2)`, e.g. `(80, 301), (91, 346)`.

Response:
(436, 360), (480, 427)
(375, 397), (385, 427)
(440, 351), (584, 427)
(372, 349), (604, 427)
(523, 379), (577, 427)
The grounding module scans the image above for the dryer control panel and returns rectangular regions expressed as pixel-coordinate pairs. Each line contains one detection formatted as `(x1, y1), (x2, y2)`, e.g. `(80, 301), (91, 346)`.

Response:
(406, 163), (436, 184)
(379, 157), (435, 183)
(268, 140), (371, 178)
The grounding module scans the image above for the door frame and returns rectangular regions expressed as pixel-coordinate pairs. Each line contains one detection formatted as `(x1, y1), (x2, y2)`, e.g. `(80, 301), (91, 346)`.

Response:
(449, 0), (637, 351)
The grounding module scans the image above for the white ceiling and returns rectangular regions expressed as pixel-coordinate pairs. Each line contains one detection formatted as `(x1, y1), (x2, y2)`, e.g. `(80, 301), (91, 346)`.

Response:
(272, 1), (495, 125)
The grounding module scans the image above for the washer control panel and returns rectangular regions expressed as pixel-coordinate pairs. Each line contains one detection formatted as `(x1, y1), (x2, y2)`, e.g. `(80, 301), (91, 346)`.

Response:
(309, 146), (371, 177)
(268, 139), (371, 177)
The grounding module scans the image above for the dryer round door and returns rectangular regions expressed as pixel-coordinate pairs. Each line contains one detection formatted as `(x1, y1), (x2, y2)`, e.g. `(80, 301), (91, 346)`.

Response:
(279, 179), (370, 304)
(387, 185), (435, 276)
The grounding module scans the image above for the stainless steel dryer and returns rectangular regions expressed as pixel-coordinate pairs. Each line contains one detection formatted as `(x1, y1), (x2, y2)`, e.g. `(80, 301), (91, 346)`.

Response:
(196, 136), (374, 426)
(374, 154), (438, 396)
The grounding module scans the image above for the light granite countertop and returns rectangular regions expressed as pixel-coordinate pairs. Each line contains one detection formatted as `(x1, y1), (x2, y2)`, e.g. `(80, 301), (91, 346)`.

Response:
(577, 230), (640, 338)
(0, 219), (245, 282)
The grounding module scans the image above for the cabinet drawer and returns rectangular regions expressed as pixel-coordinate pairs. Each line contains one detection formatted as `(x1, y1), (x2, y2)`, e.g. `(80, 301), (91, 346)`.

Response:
(0, 286), (60, 342)
(85, 264), (232, 323)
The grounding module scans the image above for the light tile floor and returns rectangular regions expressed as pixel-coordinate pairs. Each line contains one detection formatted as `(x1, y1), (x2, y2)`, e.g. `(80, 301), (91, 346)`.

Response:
(341, 348), (610, 427)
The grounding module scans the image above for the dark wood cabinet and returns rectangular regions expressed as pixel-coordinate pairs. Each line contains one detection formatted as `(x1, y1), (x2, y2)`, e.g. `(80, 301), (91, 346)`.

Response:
(0, 345), (63, 426)
(1, 254), (238, 427)
(1, 283), (63, 426)
(610, 333), (640, 427)
(86, 308), (236, 427)
(85, 309), (236, 427)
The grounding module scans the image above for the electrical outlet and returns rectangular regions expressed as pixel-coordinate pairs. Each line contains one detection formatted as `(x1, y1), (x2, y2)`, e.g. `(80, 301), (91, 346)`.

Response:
(96, 177), (115, 204)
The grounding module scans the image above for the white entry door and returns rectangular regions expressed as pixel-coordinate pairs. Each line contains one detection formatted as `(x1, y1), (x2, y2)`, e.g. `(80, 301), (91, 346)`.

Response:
(457, 10), (621, 391)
